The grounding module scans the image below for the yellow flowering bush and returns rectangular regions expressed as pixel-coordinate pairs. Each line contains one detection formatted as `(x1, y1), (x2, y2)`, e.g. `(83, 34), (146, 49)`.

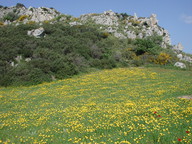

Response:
(18, 15), (28, 21)
(154, 52), (171, 65)
(0, 22), (4, 26)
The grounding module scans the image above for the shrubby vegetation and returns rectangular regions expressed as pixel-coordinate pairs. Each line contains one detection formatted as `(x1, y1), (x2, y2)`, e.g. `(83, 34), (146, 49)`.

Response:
(0, 23), (178, 86)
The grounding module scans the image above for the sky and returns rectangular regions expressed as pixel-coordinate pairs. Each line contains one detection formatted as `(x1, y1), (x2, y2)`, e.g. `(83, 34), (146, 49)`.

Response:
(1, 0), (192, 54)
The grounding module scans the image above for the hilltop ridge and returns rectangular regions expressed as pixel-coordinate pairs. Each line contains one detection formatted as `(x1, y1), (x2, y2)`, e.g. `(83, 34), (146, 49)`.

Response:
(0, 3), (192, 86)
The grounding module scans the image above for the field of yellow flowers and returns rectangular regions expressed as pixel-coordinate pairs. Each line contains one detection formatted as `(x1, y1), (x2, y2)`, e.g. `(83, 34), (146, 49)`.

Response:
(0, 67), (192, 144)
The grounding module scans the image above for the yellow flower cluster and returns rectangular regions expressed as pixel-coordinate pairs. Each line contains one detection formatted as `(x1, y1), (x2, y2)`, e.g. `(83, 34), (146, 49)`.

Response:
(0, 68), (192, 143)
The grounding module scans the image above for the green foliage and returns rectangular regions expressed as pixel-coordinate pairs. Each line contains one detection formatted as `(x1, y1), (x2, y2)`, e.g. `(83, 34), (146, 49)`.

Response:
(134, 36), (163, 55)
(0, 23), (121, 86)
(16, 3), (25, 8)
(3, 12), (19, 22)
(0, 22), (186, 87)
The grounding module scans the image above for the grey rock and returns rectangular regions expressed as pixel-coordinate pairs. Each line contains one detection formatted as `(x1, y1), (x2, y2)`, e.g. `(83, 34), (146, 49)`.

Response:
(138, 33), (143, 39)
(27, 27), (45, 38)
(69, 21), (82, 26)
(174, 62), (186, 69)
(15, 55), (22, 63)
(177, 54), (183, 59)
(172, 43), (183, 52)
(106, 27), (117, 33)
(91, 10), (119, 26)
(182, 55), (192, 63)
(145, 29), (153, 37)
(149, 14), (158, 26)
(4, 20), (11, 25)
(126, 31), (136, 39)
(0, 5), (60, 23)
(114, 32), (127, 39)
(134, 13), (138, 20)
(25, 58), (32, 62)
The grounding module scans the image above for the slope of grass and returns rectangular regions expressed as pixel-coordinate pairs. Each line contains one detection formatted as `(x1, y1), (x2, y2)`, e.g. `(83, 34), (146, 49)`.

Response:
(0, 67), (192, 143)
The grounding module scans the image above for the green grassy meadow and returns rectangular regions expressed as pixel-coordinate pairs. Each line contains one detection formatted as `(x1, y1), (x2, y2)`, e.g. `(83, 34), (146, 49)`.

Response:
(0, 67), (192, 144)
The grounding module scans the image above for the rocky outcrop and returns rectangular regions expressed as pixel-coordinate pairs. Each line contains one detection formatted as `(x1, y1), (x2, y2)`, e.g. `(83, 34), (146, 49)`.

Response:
(27, 27), (45, 38)
(79, 10), (171, 48)
(0, 4), (60, 23)
(85, 10), (119, 26)
(172, 43), (184, 52)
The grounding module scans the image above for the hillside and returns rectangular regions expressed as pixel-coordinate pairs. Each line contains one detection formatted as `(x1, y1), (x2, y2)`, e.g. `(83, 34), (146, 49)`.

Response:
(0, 3), (192, 87)
(0, 67), (192, 143)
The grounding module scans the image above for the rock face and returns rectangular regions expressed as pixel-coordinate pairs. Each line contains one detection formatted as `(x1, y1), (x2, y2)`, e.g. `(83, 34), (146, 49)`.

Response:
(27, 27), (45, 38)
(79, 10), (171, 47)
(174, 62), (186, 69)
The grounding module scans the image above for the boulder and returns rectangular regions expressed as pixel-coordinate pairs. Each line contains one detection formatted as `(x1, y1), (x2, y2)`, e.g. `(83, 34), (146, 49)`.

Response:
(174, 62), (186, 69)
(27, 27), (45, 38)
(177, 54), (183, 59)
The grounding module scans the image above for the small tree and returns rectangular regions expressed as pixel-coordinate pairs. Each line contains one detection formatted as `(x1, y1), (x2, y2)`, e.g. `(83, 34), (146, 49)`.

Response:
(16, 3), (25, 8)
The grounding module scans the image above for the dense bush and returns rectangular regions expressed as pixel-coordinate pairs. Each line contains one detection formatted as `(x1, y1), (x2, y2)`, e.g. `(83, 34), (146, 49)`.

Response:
(134, 36), (163, 55)
(3, 12), (19, 22)
(0, 23), (120, 86)
(0, 23), (177, 87)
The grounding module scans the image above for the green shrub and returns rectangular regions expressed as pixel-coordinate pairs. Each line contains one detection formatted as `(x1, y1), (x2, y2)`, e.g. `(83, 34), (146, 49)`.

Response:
(134, 36), (163, 55)
(3, 12), (19, 22)
(16, 3), (25, 8)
